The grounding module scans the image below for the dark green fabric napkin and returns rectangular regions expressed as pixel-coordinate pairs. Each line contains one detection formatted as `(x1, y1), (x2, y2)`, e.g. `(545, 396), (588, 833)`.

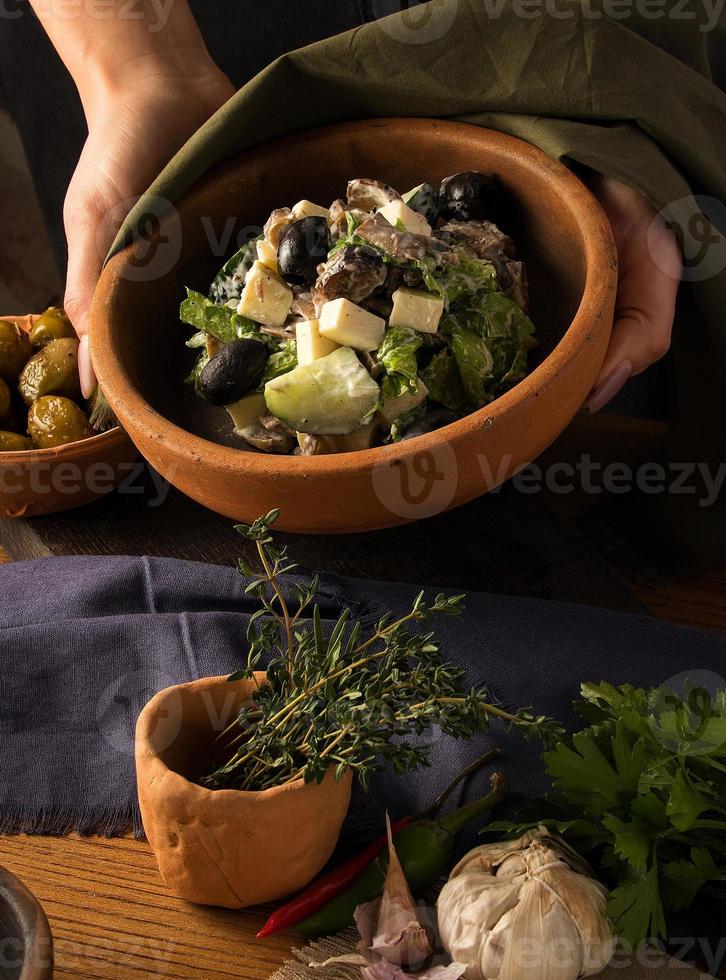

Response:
(108, 0), (726, 567)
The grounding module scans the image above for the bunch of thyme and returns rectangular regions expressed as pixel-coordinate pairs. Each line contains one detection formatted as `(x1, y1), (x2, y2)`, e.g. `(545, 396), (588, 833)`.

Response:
(203, 511), (562, 792)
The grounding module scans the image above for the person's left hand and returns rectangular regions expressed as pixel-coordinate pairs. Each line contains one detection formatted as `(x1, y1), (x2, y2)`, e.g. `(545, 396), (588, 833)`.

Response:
(585, 175), (682, 413)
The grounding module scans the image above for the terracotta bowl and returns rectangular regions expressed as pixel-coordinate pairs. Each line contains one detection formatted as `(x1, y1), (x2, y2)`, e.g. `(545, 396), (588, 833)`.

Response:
(92, 119), (616, 533)
(135, 673), (353, 908)
(0, 314), (137, 518)
(0, 865), (53, 979)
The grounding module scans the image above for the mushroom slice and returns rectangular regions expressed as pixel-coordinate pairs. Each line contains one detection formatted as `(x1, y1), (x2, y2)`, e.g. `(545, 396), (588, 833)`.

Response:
(355, 213), (427, 263)
(290, 289), (317, 322)
(328, 199), (349, 241)
(263, 207), (294, 249)
(436, 219), (515, 261)
(437, 219), (528, 310)
(315, 245), (388, 306)
(237, 415), (295, 454)
(346, 178), (401, 211)
(297, 420), (381, 455)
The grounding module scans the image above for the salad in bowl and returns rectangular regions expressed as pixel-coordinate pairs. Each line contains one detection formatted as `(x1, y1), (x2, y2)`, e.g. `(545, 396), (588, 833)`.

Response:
(179, 171), (536, 456)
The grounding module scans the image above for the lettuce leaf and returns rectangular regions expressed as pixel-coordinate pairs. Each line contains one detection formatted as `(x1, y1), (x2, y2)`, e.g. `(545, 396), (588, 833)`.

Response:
(440, 254), (498, 305)
(260, 340), (297, 387)
(179, 288), (263, 345)
(419, 348), (466, 411)
(377, 326), (424, 398)
(446, 322), (494, 407)
(209, 238), (260, 304)
(441, 292), (535, 404)
(389, 402), (428, 442)
(414, 251), (498, 305)
(185, 348), (210, 392)
(459, 291), (536, 386)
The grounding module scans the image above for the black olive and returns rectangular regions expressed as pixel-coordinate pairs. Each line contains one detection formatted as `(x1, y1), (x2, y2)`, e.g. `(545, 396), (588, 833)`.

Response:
(403, 183), (441, 226)
(277, 217), (331, 286)
(198, 338), (269, 405)
(439, 172), (502, 223)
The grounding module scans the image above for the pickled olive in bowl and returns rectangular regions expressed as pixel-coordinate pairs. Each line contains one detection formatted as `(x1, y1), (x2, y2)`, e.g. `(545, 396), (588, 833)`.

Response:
(27, 396), (94, 449)
(0, 377), (11, 420)
(0, 431), (33, 452)
(0, 319), (32, 383)
(29, 307), (76, 347)
(18, 337), (81, 406)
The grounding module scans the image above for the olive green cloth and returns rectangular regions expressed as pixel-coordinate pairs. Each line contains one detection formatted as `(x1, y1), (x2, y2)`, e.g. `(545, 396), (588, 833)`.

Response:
(109, 0), (726, 569)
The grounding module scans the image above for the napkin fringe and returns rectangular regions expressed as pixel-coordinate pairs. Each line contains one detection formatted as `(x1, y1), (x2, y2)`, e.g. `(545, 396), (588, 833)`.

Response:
(0, 802), (143, 838)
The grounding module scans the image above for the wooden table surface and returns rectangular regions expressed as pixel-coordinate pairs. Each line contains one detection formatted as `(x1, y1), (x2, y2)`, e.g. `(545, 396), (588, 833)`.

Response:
(1, 412), (724, 979)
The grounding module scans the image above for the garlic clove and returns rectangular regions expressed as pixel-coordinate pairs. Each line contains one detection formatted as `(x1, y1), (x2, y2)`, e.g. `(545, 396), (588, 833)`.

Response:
(370, 815), (434, 970)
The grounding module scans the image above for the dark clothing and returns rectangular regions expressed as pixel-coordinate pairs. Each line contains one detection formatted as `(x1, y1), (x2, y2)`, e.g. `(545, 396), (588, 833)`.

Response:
(0, 0), (392, 267)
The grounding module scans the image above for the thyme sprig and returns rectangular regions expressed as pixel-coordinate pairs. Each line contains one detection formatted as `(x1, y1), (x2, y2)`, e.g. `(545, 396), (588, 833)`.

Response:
(203, 511), (562, 792)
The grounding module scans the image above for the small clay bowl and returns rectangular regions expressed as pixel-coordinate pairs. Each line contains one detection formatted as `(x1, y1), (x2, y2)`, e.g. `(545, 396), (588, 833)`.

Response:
(0, 314), (137, 518)
(0, 865), (53, 979)
(135, 673), (352, 908)
(92, 119), (617, 533)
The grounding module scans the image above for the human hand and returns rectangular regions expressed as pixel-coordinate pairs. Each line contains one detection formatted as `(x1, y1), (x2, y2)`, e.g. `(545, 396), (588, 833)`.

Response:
(585, 175), (682, 413)
(63, 62), (234, 396)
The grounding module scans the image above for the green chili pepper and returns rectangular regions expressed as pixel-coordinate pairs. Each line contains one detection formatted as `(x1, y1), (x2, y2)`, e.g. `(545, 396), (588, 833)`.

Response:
(294, 771), (507, 937)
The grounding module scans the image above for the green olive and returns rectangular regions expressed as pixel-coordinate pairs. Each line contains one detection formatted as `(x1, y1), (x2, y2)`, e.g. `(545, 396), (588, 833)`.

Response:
(0, 430), (33, 452)
(0, 319), (32, 383)
(18, 337), (81, 407)
(29, 307), (76, 347)
(27, 396), (93, 449)
(0, 377), (10, 421)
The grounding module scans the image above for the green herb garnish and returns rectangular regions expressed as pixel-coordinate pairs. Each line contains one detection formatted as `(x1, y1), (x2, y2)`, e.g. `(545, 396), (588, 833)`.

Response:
(203, 512), (562, 793)
(490, 681), (726, 946)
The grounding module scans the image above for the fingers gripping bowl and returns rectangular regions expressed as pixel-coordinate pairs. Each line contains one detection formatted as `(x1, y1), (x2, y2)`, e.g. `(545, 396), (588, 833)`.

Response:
(91, 119), (617, 533)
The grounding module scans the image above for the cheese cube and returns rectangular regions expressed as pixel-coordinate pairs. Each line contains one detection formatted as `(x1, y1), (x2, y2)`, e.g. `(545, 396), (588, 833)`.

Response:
(256, 239), (279, 272)
(237, 261), (292, 327)
(378, 382), (428, 427)
(319, 298), (385, 351)
(389, 287), (444, 335)
(377, 200), (432, 237)
(226, 392), (267, 432)
(292, 200), (329, 221)
(296, 319), (340, 365)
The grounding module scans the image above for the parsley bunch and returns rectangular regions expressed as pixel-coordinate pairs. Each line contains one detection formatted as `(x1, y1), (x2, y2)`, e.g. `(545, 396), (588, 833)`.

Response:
(495, 681), (726, 946)
(202, 510), (562, 793)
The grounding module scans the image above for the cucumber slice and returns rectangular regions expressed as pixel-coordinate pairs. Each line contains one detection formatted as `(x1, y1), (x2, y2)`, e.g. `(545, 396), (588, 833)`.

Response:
(264, 347), (380, 435)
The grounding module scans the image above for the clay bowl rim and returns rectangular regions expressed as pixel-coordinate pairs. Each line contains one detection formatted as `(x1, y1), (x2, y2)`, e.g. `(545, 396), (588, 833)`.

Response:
(136, 672), (353, 803)
(0, 313), (129, 465)
(92, 118), (617, 476)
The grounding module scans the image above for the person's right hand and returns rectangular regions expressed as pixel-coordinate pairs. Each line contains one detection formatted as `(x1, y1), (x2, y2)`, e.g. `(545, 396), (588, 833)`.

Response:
(63, 62), (234, 396)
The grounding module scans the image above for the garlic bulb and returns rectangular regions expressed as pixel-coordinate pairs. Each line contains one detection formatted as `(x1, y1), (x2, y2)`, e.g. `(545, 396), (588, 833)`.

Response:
(436, 828), (614, 980)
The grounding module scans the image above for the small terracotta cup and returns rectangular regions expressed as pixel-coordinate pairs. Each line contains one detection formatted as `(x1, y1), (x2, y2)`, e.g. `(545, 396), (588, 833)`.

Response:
(135, 673), (352, 908)
(0, 313), (137, 518)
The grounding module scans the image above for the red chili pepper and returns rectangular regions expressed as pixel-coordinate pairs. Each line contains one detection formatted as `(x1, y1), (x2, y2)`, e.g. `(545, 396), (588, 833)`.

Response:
(256, 815), (413, 938)
(256, 748), (500, 939)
